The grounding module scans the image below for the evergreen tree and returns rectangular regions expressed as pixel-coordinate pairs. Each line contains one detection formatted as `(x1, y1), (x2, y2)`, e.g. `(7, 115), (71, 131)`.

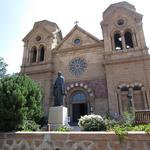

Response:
(0, 74), (42, 131)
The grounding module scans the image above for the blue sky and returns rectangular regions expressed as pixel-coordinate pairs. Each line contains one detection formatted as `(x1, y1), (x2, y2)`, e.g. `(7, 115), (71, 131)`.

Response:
(0, 0), (150, 74)
(0, 0), (29, 73)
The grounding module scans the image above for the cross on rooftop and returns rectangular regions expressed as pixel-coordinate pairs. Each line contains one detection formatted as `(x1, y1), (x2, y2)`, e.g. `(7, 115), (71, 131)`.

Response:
(74, 21), (79, 25)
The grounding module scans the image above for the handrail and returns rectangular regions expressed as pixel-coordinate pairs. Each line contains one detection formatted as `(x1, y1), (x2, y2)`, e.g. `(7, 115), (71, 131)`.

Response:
(135, 110), (150, 124)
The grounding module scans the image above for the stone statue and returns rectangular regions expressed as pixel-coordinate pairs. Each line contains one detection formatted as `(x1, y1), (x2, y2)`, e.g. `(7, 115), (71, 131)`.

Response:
(127, 88), (133, 108)
(53, 71), (65, 106)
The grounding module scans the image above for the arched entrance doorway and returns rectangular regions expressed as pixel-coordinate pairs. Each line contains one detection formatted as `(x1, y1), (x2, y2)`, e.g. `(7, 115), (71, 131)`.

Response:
(70, 90), (88, 124)
(65, 82), (95, 125)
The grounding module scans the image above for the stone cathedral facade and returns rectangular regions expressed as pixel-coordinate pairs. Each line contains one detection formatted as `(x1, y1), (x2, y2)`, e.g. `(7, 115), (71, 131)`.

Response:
(21, 2), (150, 124)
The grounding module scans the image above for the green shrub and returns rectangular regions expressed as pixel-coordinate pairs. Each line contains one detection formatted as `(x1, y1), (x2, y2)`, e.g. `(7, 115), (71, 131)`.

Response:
(128, 124), (150, 133)
(113, 125), (128, 142)
(122, 111), (135, 126)
(0, 74), (42, 131)
(104, 118), (118, 130)
(78, 114), (106, 131)
(55, 125), (72, 132)
(112, 124), (150, 140)
(21, 120), (40, 131)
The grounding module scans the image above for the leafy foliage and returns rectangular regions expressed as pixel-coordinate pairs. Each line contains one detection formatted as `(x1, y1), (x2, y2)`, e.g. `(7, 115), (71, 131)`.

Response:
(21, 120), (40, 131)
(131, 124), (150, 133)
(103, 111), (135, 130)
(0, 74), (42, 131)
(122, 111), (135, 126)
(113, 123), (150, 133)
(112, 124), (150, 142)
(103, 118), (118, 130)
(104, 111), (150, 140)
(0, 57), (8, 78)
(55, 125), (72, 132)
(113, 125), (128, 142)
(78, 112), (150, 140)
(78, 114), (106, 131)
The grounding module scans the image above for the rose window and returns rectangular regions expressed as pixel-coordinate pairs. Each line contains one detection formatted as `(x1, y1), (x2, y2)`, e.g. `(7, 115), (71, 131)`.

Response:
(69, 57), (87, 76)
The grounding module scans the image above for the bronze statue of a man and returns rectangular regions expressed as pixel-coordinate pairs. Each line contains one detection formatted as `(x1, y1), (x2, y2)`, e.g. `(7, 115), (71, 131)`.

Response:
(53, 72), (65, 106)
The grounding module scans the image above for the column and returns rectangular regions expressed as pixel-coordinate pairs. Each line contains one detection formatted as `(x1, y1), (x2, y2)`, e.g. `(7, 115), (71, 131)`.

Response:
(121, 31), (126, 50)
(116, 89), (123, 115)
(141, 87), (148, 109)
(112, 36), (115, 51)
(36, 47), (39, 63)
(132, 32), (137, 48)
(145, 90), (150, 109)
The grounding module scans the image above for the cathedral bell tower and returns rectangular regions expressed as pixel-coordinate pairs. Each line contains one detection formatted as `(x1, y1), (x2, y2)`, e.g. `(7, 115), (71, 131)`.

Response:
(21, 20), (62, 115)
(101, 2), (150, 114)
(101, 1), (148, 55)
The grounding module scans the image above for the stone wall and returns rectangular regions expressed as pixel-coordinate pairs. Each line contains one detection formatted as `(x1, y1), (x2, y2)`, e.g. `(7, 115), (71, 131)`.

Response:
(104, 57), (150, 114)
(0, 132), (150, 150)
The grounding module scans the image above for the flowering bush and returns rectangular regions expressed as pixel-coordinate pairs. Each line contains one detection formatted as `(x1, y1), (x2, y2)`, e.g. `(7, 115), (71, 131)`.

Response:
(78, 114), (106, 131)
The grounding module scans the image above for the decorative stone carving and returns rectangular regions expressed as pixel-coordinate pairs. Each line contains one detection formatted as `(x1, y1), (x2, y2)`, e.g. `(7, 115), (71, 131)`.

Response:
(66, 79), (107, 98)
(69, 57), (87, 76)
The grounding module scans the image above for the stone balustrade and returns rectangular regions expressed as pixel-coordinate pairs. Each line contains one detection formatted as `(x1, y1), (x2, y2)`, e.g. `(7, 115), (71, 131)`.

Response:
(135, 110), (150, 124)
(0, 132), (150, 150)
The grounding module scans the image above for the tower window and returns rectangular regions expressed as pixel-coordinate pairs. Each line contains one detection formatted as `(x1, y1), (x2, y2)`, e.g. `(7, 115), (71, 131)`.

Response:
(36, 35), (41, 41)
(39, 46), (45, 62)
(74, 38), (81, 45)
(125, 31), (134, 49)
(117, 19), (124, 26)
(114, 33), (123, 50)
(31, 46), (37, 63)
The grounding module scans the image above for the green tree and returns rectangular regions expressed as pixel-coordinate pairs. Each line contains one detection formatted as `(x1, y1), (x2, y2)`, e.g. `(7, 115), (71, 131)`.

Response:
(0, 57), (8, 78)
(0, 74), (42, 131)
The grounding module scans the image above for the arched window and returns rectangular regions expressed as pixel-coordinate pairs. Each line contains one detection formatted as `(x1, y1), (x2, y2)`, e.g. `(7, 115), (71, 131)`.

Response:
(31, 46), (37, 63)
(118, 84), (145, 112)
(71, 91), (86, 103)
(39, 45), (45, 62)
(124, 31), (134, 49)
(114, 32), (123, 50)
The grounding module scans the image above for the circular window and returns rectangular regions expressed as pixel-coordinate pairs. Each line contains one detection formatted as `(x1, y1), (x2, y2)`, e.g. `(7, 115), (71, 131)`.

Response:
(69, 57), (87, 76)
(117, 19), (124, 26)
(74, 38), (81, 45)
(36, 36), (41, 41)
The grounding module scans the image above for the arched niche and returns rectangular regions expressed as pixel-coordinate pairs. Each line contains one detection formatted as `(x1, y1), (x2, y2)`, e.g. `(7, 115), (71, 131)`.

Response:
(31, 46), (37, 63)
(39, 45), (45, 62)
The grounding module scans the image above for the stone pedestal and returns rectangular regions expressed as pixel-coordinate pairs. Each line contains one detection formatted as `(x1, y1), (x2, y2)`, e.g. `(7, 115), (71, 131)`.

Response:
(48, 106), (68, 130)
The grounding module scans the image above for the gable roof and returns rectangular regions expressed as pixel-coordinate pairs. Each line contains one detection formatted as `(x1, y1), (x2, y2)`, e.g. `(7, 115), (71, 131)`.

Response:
(55, 24), (103, 50)
(22, 20), (61, 42)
